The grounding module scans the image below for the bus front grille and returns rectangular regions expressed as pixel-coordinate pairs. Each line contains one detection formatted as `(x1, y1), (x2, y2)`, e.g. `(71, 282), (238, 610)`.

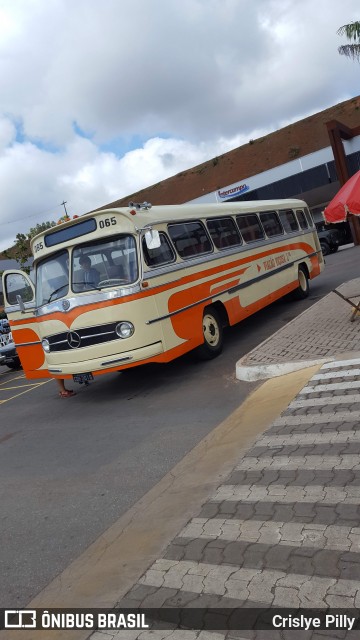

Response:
(45, 322), (121, 352)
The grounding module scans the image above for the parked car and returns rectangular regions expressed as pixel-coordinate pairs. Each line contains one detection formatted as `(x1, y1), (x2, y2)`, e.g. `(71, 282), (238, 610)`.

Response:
(315, 222), (342, 256)
(0, 318), (11, 341)
(315, 221), (353, 256)
(0, 317), (21, 370)
(0, 340), (21, 369)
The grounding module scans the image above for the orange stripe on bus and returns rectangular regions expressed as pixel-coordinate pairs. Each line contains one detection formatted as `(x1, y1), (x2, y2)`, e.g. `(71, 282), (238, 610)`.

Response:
(9, 242), (316, 329)
(11, 328), (45, 371)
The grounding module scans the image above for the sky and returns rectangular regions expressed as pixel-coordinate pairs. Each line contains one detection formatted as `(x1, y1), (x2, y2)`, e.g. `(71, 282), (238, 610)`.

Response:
(0, 0), (359, 251)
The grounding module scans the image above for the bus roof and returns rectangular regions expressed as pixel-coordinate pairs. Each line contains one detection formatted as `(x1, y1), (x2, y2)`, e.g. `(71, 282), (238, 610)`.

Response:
(31, 198), (308, 253)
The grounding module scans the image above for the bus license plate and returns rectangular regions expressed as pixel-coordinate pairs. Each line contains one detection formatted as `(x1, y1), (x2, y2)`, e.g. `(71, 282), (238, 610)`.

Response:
(73, 372), (94, 383)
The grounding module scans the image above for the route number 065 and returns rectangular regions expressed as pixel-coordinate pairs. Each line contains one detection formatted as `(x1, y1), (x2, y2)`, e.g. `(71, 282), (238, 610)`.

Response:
(99, 216), (117, 228)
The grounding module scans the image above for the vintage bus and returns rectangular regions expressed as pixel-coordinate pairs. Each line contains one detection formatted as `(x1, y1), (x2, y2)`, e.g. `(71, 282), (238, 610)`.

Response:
(2, 199), (323, 383)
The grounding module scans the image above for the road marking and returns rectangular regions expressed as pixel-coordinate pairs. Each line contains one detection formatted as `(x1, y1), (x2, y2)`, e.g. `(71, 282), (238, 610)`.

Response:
(300, 380), (360, 393)
(0, 383), (42, 390)
(322, 358), (360, 369)
(0, 380), (51, 405)
(236, 455), (359, 470)
(289, 394), (360, 407)
(179, 518), (358, 550)
(255, 431), (360, 446)
(272, 411), (360, 426)
(312, 369), (360, 380)
(212, 484), (357, 503)
(139, 560), (360, 606)
(0, 373), (25, 386)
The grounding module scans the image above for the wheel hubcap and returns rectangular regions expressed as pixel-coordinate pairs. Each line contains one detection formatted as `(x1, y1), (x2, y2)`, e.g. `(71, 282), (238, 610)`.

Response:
(203, 314), (220, 347)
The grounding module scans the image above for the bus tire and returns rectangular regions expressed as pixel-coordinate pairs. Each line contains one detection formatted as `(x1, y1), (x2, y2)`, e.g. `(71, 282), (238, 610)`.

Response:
(320, 240), (330, 256)
(196, 307), (223, 360)
(292, 266), (309, 300)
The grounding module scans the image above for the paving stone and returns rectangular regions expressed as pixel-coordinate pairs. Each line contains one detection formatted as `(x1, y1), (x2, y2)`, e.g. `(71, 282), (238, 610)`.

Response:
(338, 561), (360, 580)
(184, 538), (211, 558)
(163, 544), (186, 561)
(141, 586), (179, 608)
(120, 583), (159, 605)
(106, 352), (360, 639)
(299, 575), (337, 607)
(197, 502), (221, 519)
(202, 545), (225, 565)
(311, 549), (342, 577)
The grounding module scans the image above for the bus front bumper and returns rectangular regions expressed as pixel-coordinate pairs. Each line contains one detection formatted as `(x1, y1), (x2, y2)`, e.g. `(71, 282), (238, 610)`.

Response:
(47, 341), (164, 376)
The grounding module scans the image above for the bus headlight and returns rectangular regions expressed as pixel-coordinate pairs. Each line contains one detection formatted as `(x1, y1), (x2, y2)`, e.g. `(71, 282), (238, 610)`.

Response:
(115, 322), (134, 338)
(42, 338), (50, 353)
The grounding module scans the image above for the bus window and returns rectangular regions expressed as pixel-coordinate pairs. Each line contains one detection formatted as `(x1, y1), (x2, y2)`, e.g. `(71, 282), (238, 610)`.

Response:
(168, 221), (212, 258)
(44, 219), (97, 247)
(206, 217), (242, 249)
(296, 209), (309, 230)
(259, 211), (283, 237)
(279, 209), (299, 233)
(304, 208), (314, 227)
(72, 235), (138, 292)
(36, 250), (69, 307)
(236, 214), (264, 243)
(142, 232), (175, 267)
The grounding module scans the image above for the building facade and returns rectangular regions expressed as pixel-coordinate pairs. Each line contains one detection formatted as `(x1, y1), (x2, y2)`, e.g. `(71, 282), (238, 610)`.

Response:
(95, 95), (360, 231)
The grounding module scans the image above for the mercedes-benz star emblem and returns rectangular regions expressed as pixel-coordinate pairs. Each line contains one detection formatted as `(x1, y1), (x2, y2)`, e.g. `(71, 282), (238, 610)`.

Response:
(67, 331), (81, 349)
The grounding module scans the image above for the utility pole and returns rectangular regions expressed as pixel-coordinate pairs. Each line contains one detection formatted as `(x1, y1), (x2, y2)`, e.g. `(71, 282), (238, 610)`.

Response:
(61, 201), (69, 217)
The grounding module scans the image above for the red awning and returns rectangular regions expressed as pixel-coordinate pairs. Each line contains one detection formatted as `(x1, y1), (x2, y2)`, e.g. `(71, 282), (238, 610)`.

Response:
(323, 170), (360, 223)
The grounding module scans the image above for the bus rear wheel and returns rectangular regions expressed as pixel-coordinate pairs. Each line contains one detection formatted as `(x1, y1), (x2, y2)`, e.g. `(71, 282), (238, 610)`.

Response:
(196, 307), (223, 360)
(292, 266), (309, 300)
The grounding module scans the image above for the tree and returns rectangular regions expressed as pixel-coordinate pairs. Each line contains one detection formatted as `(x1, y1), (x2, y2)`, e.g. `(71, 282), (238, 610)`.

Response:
(28, 221), (56, 237)
(3, 220), (56, 274)
(338, 21), (360, 60)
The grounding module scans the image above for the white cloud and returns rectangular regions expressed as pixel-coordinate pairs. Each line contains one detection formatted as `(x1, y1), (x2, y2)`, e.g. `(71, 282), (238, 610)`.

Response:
(0, 0), (359, 250)
(0, 117), (16, 150)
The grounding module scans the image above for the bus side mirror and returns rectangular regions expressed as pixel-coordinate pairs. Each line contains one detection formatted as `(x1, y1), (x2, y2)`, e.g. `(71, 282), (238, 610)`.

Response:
(145, 229), (161, 250)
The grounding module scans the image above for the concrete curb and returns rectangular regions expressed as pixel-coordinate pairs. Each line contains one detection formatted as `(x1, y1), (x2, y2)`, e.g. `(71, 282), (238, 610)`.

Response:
(236, 278), (360, 382)
(236, 356), (333, 381)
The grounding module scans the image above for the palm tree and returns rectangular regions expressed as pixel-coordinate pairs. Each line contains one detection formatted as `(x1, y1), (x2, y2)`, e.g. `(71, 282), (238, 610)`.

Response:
(338, 21), (360, 60)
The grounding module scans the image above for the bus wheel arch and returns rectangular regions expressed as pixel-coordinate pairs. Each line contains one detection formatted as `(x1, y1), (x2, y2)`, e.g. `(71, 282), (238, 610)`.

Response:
(196, 304), (224, 360)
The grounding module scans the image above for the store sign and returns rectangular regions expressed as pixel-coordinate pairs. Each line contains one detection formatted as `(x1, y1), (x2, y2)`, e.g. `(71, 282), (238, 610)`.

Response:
(218, 184), (250, 200)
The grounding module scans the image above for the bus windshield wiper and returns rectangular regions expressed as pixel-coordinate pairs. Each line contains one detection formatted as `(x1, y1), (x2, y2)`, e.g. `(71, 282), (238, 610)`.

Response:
(46, 284), (69, 304)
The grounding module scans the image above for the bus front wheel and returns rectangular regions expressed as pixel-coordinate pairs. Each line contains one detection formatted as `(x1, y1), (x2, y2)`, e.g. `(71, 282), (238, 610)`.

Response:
(292, 266), (309, 300)
(196, 307), (223, 360)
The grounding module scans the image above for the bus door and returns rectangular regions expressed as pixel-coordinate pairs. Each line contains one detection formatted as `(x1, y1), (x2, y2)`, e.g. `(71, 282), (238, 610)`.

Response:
(2, 270), (49, 379)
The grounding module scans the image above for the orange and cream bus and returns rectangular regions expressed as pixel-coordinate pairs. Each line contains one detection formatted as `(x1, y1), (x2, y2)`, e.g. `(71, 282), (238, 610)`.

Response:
(2, 199), (323, 384)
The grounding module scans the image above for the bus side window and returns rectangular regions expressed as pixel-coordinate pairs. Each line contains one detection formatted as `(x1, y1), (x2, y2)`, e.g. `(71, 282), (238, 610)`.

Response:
(236, 214), (264, 243)
(206, 217), (242, 249)
(142, 233), (175, 267)
(296, 209), (309, 230)
(168, 221), (212, 259)
(259, 211), (283, 237)
(279, 209), (299, 233)
(304, 208), (314, 227)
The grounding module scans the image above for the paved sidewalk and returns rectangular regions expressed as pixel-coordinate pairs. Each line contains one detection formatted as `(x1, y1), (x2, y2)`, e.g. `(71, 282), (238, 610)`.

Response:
(90, 356), (360, 640)
(86, 280), (360, 640)
(236, 277), (360, 381)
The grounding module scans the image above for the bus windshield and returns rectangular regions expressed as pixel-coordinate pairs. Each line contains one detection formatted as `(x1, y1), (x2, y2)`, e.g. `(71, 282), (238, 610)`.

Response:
(72, 235), (138, 292)
(36, 250), (69, 307)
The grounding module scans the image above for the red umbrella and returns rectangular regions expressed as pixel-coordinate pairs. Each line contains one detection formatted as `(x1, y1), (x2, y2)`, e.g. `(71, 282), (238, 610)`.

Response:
(323, 170), (360, 223)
